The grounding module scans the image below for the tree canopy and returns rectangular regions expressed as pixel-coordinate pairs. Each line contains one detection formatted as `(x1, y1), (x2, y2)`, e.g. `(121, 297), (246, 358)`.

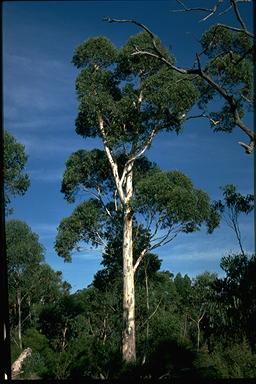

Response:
(104, 0), (255, 153)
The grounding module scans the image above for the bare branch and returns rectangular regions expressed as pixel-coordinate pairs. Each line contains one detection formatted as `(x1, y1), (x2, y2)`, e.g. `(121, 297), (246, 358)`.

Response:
(82, 186), (113, 218)
(172, 0), (218, 13)
(185, 113), (221, 126)
(231, 0), (248, 32)
(94, 231), (108, 248)
(172, 0), (224, 22)
(218, 4), (233, 16)
(98, 115), (125, 203)
(214, 22), (253, 37)
(240, 94), (253, 105)
(199, 1), (224, 22)
(238, 140), (255, 154)
(129, 127), (159, 162)
(120, 126), (159, 188)
(114, 189), (118, 211)
(141, 298), (163, 328)
(134, 225), (181, 273)
(132, 49), (195, 74)
(103, 17), (155, 39)
(133, 248), (148, 273)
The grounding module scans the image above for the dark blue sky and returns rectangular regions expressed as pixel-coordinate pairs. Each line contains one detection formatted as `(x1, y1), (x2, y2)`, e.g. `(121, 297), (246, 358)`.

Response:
(3, 1), (254, 291)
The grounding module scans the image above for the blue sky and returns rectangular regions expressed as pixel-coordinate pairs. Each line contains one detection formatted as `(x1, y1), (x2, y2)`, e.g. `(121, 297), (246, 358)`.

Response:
(3, 1), (254, 292)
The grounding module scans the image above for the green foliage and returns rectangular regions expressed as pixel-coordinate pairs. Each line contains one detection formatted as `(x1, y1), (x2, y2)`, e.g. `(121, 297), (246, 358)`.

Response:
(143, 67), (199, 132)
(174, 273), (192, 304)
(134, 169), (219, 232)
(217, 184), (254, 214)
(6, 220), (44, 280)
(21, 328), (55, 378)
(61, 150), (158, 207)
(213, 184), (254, 251)
(196, 340), (256, 378)
(118, 31), (173, 76)
(210, 253), (256, 347)
(93, 217), (161, 289)
(9, 255), (256, 379)
(61, 149), (112, 203)
(196, 26), (254, 131)
(4, 130), (30, 213)
(73, 32), (198, 148)
(72, 36), (118, 69)
(55, 199), (107, 261)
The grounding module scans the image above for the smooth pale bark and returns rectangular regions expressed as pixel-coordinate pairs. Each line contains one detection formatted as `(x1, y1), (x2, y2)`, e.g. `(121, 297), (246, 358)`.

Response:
(98, 116), (140, 362)
(17, 290), (22, 350)
(122, 166), (136, 362)
(11, 348), (32, 379)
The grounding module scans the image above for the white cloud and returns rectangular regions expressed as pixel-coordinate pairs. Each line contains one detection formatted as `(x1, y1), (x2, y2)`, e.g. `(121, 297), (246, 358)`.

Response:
(3, 53), (77, 127)
(19, 135), (83, 157)
(30, 223), (58, 240)
(32, 223), (58, 233)
(4, 53), (75, 85)
(30, 168), (63, 182)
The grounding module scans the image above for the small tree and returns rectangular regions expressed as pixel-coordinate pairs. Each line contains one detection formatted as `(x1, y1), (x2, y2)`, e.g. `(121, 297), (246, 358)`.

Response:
(189, 272), (217, 351)
(55, 33), (219, 362)
(214, 184), (254, 255)
(211, 253), (256, 347)
(6, 220), (44, 350)
(4, 131), (30, 214)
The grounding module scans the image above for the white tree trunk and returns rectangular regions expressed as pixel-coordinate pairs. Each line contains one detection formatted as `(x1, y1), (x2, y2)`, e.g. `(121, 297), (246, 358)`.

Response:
(122, 166), (136, 362)
(98, 116), (137, 362)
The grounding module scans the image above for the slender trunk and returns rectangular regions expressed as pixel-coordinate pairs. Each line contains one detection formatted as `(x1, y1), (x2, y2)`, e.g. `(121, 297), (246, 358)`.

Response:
(197, 321), (200, 352)
(142, 262), (149, 365)
(233, 220), (245, 256)
(28, 295), (32, 324)
(122, 167), (136, 363)
(183, 313), (187, 339)
(17, 290), (22, 350)
(196, 312), (205, 351)
(62, 325), (68, 351)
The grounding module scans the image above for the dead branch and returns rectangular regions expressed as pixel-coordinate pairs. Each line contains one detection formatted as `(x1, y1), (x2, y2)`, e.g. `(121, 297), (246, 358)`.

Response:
(172, 0), (224, 22)
(141, 298), (163, 328)
(11, 348), (32, 379)
(230, 0), (248, 32)
(214, 22), (253, 37)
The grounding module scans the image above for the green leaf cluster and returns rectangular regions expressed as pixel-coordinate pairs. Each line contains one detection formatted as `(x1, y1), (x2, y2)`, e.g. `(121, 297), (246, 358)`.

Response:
(55, 199), (107, 261)
(134, 169), (218, 232)
(4, 131), (30, 212)
(73, 33), (198, 149)
(72, 36), (118, 69)
(196, 26), (254, 131)
(61, 149), (112, 203)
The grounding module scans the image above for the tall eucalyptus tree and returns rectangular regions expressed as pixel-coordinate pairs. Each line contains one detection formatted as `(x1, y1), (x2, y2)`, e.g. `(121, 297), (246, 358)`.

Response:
(55, 33), (219, 362)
